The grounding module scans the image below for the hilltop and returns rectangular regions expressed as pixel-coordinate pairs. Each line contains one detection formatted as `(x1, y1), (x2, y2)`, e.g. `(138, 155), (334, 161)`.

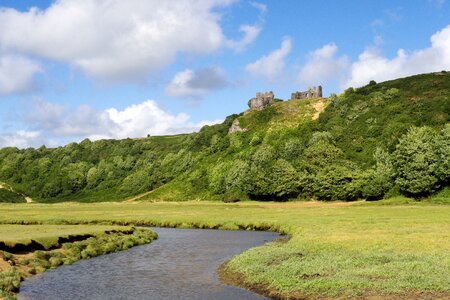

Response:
(0, 72), (449, 203)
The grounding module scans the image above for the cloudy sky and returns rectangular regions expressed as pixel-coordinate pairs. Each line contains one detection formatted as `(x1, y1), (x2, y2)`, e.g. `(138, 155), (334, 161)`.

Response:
(1, 0), (450, 148)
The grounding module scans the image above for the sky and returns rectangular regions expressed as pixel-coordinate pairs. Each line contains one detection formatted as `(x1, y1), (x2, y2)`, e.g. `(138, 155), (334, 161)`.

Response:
(1, 0), (450, 148)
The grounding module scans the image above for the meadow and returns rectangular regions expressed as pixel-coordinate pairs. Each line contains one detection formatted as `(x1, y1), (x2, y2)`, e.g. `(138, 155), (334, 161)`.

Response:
(0, 224), (131, 250)
(0, 200), (449, 299)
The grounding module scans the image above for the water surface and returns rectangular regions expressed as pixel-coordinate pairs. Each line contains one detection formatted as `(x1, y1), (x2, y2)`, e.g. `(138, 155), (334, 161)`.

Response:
(19, 228), (278, 300)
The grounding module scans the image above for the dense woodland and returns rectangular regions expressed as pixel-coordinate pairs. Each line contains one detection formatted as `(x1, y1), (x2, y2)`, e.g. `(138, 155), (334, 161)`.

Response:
(0, 73), (449, 203)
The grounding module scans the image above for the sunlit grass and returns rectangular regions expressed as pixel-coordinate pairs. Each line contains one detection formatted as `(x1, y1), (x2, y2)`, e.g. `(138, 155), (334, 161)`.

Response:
(0, 225), (127, 249)
(0, 201), (449, 298)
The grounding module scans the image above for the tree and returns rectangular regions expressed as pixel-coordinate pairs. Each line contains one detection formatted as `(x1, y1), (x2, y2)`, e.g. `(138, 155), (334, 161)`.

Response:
(303, 140), (343, 171)
(312, 164), (364, 201)
(362, 147), (395, 200)
(436, 124), (450, 183)
(393, 126), (441, 196)
(225, 160), (251, 194)
(268, 159), (299, 197)
(209, 161), (230, 194)
(86, 167), (103, 188)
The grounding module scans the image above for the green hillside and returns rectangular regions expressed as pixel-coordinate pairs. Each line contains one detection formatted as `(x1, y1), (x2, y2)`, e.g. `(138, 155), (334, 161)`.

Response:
(0, 72), (449, 203)
(0, 189), (25, 203)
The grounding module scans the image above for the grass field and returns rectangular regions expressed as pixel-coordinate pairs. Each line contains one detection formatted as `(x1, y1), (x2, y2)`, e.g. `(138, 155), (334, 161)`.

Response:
(0, 200), (449, 299)
(0, 225), (129, 250)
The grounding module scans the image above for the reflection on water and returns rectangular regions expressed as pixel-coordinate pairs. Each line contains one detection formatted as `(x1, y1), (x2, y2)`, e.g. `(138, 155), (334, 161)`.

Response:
(19, 228), (278, 300)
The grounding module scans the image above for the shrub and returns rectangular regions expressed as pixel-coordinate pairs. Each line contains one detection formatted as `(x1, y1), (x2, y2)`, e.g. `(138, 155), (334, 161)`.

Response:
(49, 256), (63, 268)
(283, 139), (304, 161)
(362, 147), (395, 200)
(393, 126), (441, 196)
(312, 164), (365, 201)
(249, 134), (262, 146)
(0, 268), (21, 293)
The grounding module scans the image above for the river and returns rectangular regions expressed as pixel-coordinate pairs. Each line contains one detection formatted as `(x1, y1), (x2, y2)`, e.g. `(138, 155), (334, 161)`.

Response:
(19, 228), (279, 300)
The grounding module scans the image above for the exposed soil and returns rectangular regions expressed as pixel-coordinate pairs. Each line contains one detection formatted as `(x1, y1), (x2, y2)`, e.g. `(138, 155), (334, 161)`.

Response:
(125, 185), (164, 202)
(312, 99), (325, 120)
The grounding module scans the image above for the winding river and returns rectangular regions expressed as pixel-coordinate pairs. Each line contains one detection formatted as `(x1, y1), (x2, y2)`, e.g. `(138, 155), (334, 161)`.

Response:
(19, 228), (279, 300)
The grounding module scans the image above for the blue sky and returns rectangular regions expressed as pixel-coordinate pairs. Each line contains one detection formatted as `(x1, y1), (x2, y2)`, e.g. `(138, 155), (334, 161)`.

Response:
(0, 0), (450, 148)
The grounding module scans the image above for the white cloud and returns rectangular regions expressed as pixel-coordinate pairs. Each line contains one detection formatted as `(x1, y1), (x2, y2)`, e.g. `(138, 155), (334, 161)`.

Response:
(166, 67), (228, 98)
(245, 37), (292, 81)
(0, 130), (47, 148)
(249, 1), (267, 14)
(1, 99), (223, 148)
(104, 101), (219, 139)
(0, 55), (41, 95)
(0, 0), (236, 81)
(344, 24), (450, 88)
(298, 24), (450, 90)
(227, 24), (261, 52)
(298, 43), (349, 87)
(225, 0), (267, 52)
(18, 99), (221, 147)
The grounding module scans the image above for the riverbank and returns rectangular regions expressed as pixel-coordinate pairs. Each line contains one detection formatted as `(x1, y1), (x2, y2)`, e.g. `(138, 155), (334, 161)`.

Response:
(1, 200), (449, 299)
(0, 226), (157, 299)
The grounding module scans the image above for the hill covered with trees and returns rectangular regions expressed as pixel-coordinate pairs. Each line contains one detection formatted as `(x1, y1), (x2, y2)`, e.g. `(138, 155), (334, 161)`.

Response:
(0, 72), (449, 203)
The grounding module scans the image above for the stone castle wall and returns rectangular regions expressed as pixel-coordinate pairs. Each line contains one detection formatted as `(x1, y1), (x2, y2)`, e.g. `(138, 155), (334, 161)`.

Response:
(291, 85), (322, 100)
(249, 91), (274, 110)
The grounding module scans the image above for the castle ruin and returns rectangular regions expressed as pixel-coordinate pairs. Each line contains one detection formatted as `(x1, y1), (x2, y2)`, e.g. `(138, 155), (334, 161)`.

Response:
(249, 91), (274, 110)
(291, 86), (322, 100)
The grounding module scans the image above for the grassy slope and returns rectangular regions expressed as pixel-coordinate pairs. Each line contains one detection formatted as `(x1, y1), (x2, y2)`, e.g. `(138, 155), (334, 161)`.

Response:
(0, 73), (448, 203)
(0, 201), (449, 298)
(143, 73), (450, 201)
(140, 97), (334, 202)
(0, 190), (25, 204)
(319, 72), (450, 165)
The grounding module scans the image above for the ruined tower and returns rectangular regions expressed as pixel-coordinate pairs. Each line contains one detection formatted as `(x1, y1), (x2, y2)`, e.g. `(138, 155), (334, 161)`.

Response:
(291, 85), (322, 100)
(249, 91), (274, 110)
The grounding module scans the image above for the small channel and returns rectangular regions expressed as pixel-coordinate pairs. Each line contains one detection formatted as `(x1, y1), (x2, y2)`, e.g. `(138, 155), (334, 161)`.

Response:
(19, 228), (279, 300)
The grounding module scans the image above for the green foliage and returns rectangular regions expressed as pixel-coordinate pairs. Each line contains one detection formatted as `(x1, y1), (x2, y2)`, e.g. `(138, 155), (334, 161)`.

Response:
(393, 126), (445, 196)
(303, 140), (343, 170)
(362, 147), (395, 200)
(267, 159), (299, 197)
(283, 138), (304, 161)
(0, 189), (25, 203)
(0, 73), (448, 202)
(0, 267), (20, 297)
(312, 164), (365, 201)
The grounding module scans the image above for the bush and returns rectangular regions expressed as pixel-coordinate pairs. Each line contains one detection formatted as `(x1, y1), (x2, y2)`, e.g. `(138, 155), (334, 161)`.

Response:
(362, 147), (395, 200)
(393, 126), (442, 196)
(0, 268), (21, 293)
(249, 134), (262, 146)
(312, 164), (365, 201)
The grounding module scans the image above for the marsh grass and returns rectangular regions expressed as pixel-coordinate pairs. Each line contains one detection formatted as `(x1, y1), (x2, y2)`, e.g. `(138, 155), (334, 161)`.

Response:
(0, 201), (449, 298)
(0, 226), (157, 299)
(0, 225), (129, 250)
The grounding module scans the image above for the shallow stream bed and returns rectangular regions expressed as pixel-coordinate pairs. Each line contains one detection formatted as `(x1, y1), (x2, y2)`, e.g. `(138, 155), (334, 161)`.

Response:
(19, 228), (278, 300)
